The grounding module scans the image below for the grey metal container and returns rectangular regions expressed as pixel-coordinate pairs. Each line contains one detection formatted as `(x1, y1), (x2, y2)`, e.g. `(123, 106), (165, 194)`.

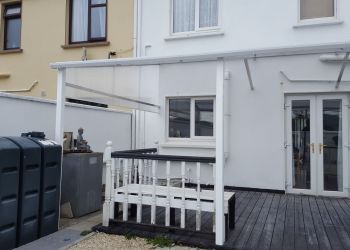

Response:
(61, 153), (103, 217)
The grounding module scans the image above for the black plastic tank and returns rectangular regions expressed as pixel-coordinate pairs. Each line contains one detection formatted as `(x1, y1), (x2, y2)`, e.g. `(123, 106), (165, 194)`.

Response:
(27, 137), (62, 238)
(0, 138), (20, 250)
(6, 137), (41, 247)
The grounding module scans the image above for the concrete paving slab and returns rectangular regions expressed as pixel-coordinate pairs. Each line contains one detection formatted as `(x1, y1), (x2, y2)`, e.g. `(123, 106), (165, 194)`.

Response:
(16, 229), (82, 250)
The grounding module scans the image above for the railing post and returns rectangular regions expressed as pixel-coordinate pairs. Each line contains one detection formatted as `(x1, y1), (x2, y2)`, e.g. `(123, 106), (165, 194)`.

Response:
(123, 159), (129, 221)
(181, 161), (186, 229)
(102, 141), (113, 226)
(137, 159), (143, 223)
(109, 157), (116, 219)
(196, 162), (201, 231)
(165, 161), (171, 226)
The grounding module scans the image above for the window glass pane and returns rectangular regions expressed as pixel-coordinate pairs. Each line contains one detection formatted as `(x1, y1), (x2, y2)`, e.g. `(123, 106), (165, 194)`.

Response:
(91, 0), (106, 5)
(173, 0), (195, 33)
(169, 99), (191, 138)
(71, 0), (88, 42)
(5, 18), (21, 49)
(195, 100), (214, 136)
(291, 100), (311, 190)
(323, 99), (343, 192)
(91, 6), (106, 39)
(300, 0), (334, 20)
(5, 6), (21, 16)
(199, 0), (218, 28)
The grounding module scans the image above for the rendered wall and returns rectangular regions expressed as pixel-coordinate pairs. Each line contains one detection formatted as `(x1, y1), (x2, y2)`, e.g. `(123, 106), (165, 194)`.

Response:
(142, 54), (350, 191)
(0, 93), (132, 152)
(139, 0), (350, 57)
(0, 0), (134, 99)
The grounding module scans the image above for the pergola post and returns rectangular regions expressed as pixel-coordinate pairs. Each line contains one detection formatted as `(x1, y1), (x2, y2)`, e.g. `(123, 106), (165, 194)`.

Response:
(215, 59), (225, 245)
(55, 68), (66, 145)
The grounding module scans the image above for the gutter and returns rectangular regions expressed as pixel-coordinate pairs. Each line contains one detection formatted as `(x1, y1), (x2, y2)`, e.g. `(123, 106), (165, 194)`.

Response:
(50, 41), (350, 69)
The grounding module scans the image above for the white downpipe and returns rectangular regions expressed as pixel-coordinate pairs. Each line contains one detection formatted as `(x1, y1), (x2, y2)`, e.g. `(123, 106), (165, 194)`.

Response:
(215, 59), (225, 245)
(134, 0), (142, 57)
(133, 0), (138, 57)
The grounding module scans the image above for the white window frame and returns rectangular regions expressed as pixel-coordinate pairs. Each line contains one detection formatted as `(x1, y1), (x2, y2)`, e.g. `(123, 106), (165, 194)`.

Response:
(166, 96), (216, 142)
(170, 0), (222, 36)
(297, 0), (339, 26)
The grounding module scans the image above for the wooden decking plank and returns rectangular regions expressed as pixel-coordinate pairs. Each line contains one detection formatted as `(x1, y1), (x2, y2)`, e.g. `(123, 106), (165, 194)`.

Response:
(256, 194), (281, 250)
(269, 194), (287, 250)
(294, 196), (308, 250)
(317, 198), (350, 249)
(329, 198), (350, 230)
(235, 191), (255, 222)
(234, 193), (269, 249)
(282, 195), (295, 250)
(301, 196), (319, 250)
(309, 197), (335, 250)
(244, 193), (274, 250)
(226, 192), (261, 246)
(338, 199), (350, 218)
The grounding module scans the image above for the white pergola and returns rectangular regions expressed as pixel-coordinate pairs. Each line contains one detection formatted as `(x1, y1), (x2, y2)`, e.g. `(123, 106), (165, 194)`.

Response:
(50, 41), (350, 245)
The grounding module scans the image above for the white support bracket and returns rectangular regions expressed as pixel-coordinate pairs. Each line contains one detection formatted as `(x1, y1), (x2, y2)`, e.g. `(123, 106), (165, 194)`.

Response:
(335, 52), (350, 89)
(244, 59), (254, 90)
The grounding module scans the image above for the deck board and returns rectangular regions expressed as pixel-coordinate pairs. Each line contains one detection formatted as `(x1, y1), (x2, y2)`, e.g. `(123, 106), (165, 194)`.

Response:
(109, 190), (350, 250)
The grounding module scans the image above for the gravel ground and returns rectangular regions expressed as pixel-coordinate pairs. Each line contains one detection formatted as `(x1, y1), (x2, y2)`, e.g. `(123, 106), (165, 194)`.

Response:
(67, 232), (199, 250)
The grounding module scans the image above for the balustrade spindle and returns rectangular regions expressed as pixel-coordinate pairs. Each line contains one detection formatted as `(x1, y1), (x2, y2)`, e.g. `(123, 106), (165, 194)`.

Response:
(137, 159), (143, 223)
(134, 160), (138, 184)
(165, 161), (171, 226)
(123, 159), (129, 221)
(128, 160), (132, 184)
(151, 160), (157, 224)
(148, 160), (152, 184)
(116, 159), (121, 188)
(196, 162), (201, 231)
(180, 161), (186, 229)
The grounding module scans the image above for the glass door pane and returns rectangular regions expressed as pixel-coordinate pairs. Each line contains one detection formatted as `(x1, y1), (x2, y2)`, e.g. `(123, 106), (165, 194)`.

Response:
(322, 99), (343, 192)
(291, 100), (311, 189)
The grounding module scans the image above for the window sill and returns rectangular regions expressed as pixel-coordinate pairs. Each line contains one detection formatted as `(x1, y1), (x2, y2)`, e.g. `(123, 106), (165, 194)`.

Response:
(0, 49), (23, 54)
(61, 41), (110, 49)
(164, 30), (224, 41)
(160, 141), (215, 149)
(293, 19), (343, 28)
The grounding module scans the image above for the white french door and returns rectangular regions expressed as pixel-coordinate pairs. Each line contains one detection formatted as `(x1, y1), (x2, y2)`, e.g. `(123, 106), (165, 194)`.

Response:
(286, 95), (349, 197)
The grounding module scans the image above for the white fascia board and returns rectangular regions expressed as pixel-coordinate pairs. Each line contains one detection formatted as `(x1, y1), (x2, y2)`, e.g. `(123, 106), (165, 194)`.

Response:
(50, 41), (350, 69)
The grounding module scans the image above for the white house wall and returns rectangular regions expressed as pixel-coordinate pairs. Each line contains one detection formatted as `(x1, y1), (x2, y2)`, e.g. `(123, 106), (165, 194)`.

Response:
(139, 0), (350, 57)
(142, 54), (350, 191)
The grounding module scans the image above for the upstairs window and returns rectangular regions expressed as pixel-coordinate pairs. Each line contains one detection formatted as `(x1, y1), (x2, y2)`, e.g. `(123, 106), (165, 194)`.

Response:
(70, 0), (107, 44)
(3, 3), (21, 50)
(172, 0), (219, 33)
(299, 0), (335, 20)
(168, 98), (215, 139)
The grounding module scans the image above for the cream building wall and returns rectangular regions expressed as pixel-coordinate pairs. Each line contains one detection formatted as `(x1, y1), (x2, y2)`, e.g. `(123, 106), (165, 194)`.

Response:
(0, 0), (134, 99)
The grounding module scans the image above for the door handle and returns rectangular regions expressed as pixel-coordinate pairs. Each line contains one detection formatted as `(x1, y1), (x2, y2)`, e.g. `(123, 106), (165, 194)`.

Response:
(308, 143), (315, 154)
(319, 143), (328, 154)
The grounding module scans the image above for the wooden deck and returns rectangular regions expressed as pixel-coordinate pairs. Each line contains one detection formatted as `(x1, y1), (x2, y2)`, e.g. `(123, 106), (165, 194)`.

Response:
(95, 190), (350, 250)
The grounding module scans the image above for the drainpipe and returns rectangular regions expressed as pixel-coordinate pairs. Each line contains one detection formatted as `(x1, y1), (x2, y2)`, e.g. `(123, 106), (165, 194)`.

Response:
(133, 0), (142, 57)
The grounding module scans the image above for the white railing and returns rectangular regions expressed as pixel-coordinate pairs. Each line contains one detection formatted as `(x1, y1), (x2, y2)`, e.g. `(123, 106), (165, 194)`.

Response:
(102, 142), (235, 236)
